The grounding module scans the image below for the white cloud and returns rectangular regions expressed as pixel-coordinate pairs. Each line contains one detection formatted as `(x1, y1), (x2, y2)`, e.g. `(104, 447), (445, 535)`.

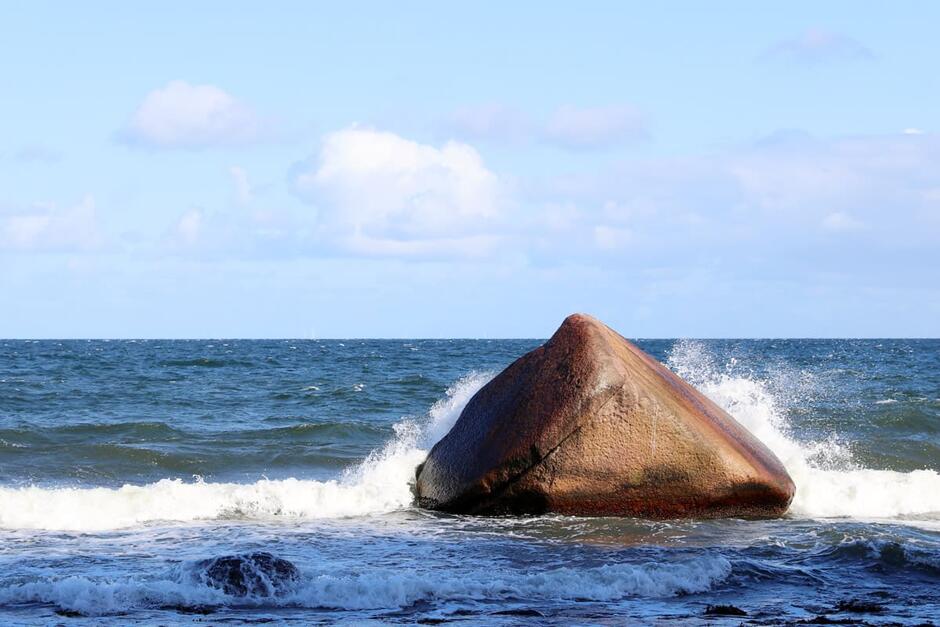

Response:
(165, 126), (938, 276)
(726, 132), (935, 234)
(120, 81), (269, 149)
(292, 128), (505, 255)
(764, 29), (874, 65)
(543, 105), (647, 149)
(516, 130), (940, 271)
(903, 128), (925, 136)
(0, 195), (102, 252)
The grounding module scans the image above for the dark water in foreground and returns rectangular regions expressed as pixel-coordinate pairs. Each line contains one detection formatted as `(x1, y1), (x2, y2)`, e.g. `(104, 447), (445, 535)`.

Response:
(1, 338), (939, 625)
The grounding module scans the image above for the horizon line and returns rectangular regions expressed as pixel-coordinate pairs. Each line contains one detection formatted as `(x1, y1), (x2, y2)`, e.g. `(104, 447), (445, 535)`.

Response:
(3, 336), (938, 342)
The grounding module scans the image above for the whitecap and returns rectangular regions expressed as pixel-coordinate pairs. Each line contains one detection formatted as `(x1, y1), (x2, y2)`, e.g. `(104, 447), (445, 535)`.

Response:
(0, 373), (491, 532)
(667, 340), (940, 521)
(0, 554), (730, 615)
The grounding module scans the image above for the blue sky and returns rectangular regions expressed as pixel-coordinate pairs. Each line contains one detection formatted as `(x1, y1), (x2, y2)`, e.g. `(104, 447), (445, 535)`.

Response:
(1, 1), (938, 338)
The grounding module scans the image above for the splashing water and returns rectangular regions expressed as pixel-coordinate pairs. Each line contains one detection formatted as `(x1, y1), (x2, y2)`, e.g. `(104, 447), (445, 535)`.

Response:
(667, 340), (940, 520)
(0, 373), (492, 531)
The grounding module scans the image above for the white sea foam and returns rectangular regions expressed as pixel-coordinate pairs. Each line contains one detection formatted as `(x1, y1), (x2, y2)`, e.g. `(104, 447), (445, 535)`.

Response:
(0, 373), (491, 531)
(0, 555), (731, 616)
(667, 340), (940, 521)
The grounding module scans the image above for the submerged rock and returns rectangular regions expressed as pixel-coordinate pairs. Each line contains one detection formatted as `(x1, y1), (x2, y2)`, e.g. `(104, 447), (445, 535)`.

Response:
(834, 599), (886, 614)
(197, 551), (299, 597)
(705, 604), (748, 616)
(415, 313), (795, 518)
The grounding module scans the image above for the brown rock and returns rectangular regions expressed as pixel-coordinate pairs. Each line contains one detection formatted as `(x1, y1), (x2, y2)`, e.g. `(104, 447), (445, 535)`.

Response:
(415, 313), (795, 518)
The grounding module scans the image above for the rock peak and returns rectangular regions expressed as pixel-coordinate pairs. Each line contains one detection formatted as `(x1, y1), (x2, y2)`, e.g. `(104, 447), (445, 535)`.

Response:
(416, 313), (795, 518)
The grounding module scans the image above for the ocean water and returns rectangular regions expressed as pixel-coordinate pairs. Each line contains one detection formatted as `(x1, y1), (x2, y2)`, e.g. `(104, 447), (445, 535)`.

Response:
(1, 338), (939, 625)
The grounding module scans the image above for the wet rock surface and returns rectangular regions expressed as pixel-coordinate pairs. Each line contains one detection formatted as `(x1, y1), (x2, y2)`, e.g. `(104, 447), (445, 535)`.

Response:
(197, 551), (300, 597)
(416, 313), (795, 518)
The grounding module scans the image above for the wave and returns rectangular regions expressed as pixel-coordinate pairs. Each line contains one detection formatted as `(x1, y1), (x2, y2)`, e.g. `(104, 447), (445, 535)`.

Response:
(0, 373), (490, 531)
(819, 538), (940, 573)
(666, 340), (940, 521)
(4, 342), (939, 531)
(0, 419), (388, 445)
(0, 555), (730, 616)
(0, 421), (187, 444)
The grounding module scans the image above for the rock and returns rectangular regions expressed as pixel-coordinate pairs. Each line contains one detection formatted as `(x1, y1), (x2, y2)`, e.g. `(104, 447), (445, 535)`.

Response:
(415, 313), (795, 518)
(197, 551), (300, 597)
(834, 599), (885, 614)
(54, 609), (84, 618)
(705, 604), (748, 616)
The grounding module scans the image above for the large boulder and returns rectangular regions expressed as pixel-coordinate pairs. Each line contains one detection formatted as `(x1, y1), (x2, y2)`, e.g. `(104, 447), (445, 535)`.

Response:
(415, 314), (795, 518)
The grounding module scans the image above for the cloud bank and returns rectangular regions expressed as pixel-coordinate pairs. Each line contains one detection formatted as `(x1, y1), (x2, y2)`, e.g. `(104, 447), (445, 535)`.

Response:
(116, 126), (940, 274)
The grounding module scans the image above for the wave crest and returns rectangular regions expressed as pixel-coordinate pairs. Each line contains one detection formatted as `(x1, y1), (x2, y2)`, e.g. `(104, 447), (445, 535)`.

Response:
(0, 555), (731, 616)
(0, 373), (491, 531)
(667, 340), (940, 521)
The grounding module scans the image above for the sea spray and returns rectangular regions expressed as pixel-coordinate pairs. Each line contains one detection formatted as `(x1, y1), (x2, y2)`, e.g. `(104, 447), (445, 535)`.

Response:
(666, 340), (940, 520)
(0, 373), (491, 531)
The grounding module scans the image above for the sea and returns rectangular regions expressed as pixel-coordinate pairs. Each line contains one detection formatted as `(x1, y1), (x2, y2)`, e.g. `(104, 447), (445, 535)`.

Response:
(0, 338), (939, 625)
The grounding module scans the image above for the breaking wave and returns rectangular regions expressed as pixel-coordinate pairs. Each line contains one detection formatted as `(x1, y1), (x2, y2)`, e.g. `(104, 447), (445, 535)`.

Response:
(0, 555), (731, 616)
(0, 373), (491, 531)
(666, 340), (940, 521)
(4, 339), (940, 532)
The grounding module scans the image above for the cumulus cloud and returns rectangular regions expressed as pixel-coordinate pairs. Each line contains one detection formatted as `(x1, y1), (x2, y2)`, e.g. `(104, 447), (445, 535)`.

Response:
(0, 195), (102, 252)
(291, 128), (505, 256)
(763, 28), (874, 65)
(543, 105), (648, 149)
(119, 81), (270, 149)
(446, 104), (648, 150)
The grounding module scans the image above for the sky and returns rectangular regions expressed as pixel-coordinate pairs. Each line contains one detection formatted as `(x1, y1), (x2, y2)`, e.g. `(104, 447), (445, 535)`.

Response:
(1, 1), (938, 338)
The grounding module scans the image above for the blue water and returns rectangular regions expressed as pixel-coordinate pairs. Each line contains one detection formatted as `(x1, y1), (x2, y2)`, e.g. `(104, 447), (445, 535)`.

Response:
(1, 338), (939, 624)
